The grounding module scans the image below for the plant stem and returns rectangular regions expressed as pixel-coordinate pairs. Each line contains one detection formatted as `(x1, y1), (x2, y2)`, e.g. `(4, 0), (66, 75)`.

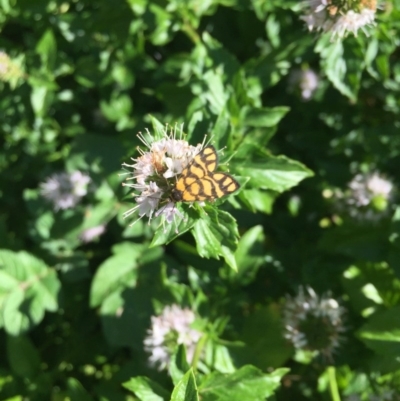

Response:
(328, 366), (341, 401)
(191, 333), (207, 372)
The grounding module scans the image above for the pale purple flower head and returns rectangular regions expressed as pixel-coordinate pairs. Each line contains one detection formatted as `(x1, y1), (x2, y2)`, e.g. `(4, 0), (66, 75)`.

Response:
(40, 171), (91, 210)
(300, 0), (378, 40)
(334, 172), (394, 220)
(144, 304), (202, 371)
(121, 123), (204, 229)
(289, 69), (319, 100)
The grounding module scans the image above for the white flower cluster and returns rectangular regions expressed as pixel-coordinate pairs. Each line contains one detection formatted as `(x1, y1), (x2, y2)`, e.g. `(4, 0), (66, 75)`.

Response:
(301, 0), (377, 40)
(283, 286), (346, 358)
(289, 69), (319, 100)
(144, 304), (202, 371)
(335, 172), (394, 220)
(348, 172), (393, 207)
(40, 171), (91, 211)
(121, 124), (203, 227)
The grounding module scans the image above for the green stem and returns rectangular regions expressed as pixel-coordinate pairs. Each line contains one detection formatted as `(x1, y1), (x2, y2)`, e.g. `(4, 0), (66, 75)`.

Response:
(182, 22), (201, 45)
(327, 366), (341, 401)
(191, 333), (207, 372)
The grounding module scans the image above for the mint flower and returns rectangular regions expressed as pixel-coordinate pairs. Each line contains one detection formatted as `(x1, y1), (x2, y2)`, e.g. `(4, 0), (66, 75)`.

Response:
(121, 124), (203, 228)
(144, 304), (202, 371)
(301, 0), (378, 40)
(289, 68), (319, 100)
(283, 287), (346, 358)
(40, 171), (91, 211)
(334, 172), (394, 220)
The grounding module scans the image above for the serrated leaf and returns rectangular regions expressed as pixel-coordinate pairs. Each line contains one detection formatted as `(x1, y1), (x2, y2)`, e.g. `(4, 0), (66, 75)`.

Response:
(198, 365), (288, 401)
(123, 376), (169, 401)
(171, 369), (199, 401)
(192, 207), (239, 271)
(235, 154), (313, 192)
(316, 36), (364, 102)
(150, 206), (198, 248)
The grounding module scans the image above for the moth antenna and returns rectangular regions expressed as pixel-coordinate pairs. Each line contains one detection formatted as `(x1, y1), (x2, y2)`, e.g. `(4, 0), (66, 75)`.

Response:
(202, 134), (215, 149)
(201, 134), (208, 149)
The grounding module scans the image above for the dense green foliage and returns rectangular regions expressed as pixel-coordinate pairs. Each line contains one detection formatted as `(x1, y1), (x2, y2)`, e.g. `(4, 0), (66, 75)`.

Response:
(1, 0), (400, 400)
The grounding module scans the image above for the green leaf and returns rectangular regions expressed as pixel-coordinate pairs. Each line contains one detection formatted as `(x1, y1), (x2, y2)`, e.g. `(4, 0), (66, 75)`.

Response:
(238, 189), (276, 214)
(202, 70), (227, 115)
(170, 345), (191, 386)
(150, 115), (168, 141)
(234, 225), (266, 284)
(123, 376), (169, 401)
(241, 106), (289, 128)
(6, 335), (41, 378)
(90, 242), (145, 307)
(199, 365), (288, 401)
(36, 29), (57, 71)
(316, 36), (364, 102)
(171, 369), (199, 401)
(192, 207), (239, 271)
(30, 86), (54, 117)
(148, 4), (176, 46)
(204, 342), (236, 374)
(0, 250), (60, 335)
(150, 205), (198, 248)
(235, 154), (313, 192)
(100, 94), (133, 123)
(65, 378), (94, 401)
(358, 306), (400, 357)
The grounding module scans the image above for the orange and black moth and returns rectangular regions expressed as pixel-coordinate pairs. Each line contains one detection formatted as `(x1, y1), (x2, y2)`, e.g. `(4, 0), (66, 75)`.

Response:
(171, 145), (240, 202)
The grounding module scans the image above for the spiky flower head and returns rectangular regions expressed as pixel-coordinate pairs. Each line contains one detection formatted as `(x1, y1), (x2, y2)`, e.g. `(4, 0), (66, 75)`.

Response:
(300, 0), (378, 40)
(144, 304), (202, 371)
(40, 171), (91, 211)
(335, 172), (394, 220)
(121, 123), (205, 230)
(283, 286), (346, 359)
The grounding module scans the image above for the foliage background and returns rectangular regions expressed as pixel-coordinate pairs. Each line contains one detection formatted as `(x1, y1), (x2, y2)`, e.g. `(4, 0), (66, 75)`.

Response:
(1, 0), (400, 400)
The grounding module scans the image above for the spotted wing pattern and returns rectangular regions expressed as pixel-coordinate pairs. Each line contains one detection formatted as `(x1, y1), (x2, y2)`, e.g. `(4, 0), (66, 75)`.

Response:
(171, 145), (240, 202)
